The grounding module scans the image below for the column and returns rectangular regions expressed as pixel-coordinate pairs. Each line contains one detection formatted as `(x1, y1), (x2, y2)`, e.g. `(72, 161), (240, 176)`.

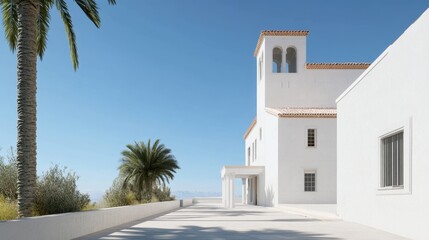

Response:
(225, 175), (230, 208)
(222, 176), (225, 207)
(229, 174), (235, 208)
(281, 51), (286, 73)
(221, 173), (238, 208)
(242, 178), (246, 204)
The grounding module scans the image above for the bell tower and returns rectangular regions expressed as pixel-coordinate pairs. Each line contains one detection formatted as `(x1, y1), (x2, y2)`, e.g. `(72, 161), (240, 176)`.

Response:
(254, 30), (309, 116)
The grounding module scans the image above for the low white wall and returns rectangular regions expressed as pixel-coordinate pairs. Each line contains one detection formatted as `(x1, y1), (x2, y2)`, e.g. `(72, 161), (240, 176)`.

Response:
(192, 197), (222, 203)
(0, 200), (181, 240)
(192, 197), (242, 204)
(181, 199), (193, 207)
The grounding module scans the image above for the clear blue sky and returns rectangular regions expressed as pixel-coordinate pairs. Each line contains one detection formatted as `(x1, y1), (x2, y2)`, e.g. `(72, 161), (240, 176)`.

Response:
(0, 1), (428, 200)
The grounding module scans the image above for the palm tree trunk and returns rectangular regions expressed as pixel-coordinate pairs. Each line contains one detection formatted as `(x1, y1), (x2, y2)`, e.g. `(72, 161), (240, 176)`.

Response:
(148, 181), (153, 202)
(16, 0), (39, 218)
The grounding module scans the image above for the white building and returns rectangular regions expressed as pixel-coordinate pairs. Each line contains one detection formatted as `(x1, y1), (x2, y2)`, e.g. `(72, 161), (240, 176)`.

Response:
(337, 9), (429, 240)
(222, 30), (369, 208)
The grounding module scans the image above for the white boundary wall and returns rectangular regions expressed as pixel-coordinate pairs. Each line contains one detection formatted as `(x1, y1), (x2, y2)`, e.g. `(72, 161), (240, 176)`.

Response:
(192, 197), (222, 204)
(0, 200), (184, 240)
(336, 9), (429, 240)
(181, 199), (193, 207)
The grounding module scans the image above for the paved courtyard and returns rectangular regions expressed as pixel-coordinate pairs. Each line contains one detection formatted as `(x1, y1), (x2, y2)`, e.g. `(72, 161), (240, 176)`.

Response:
(78, 203), (407, 240)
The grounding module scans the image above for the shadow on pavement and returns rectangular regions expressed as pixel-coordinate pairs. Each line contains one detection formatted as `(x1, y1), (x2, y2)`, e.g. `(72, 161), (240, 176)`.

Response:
(79, 224), (340, 240)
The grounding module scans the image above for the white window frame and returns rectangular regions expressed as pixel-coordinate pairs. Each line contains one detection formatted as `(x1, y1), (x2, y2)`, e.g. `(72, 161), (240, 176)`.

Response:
(380, 131), (403, 189)
(304, 170), (317, 192)
(377, 117), (412, 195)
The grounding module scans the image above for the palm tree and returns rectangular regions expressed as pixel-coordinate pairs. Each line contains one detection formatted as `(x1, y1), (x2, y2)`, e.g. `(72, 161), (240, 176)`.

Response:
(119, 140), (180, 202)
(1, 0), (116, 217)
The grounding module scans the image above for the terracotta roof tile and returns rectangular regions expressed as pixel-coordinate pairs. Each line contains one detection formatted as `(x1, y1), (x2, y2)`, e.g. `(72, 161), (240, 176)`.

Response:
(266, 107), (337, 118)
(243, 118), (257, 139)
(254, 30), (309, 56)
(306, 63), (371, 69)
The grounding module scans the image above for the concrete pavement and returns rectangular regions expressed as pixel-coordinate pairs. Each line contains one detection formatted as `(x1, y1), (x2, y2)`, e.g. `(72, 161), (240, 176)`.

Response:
(77, 203), (408, 240)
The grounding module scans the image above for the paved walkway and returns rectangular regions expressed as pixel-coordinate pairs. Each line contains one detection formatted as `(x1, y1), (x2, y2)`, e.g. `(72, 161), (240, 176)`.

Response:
(77, 203), (408, 240)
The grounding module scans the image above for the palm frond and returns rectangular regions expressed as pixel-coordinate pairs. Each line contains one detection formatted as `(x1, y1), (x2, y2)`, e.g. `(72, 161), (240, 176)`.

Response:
(37, 0), (54, 59)
(55, 0), (79, 70)
(75, 0), (100, 27)
(119, 139), (180, 202)
(107, 0), (116, 5)
(1, 0), (18, 51)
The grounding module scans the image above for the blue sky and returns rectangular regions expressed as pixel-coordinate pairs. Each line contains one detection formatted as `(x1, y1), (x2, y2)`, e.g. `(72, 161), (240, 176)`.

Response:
(0, 1), (427, 201)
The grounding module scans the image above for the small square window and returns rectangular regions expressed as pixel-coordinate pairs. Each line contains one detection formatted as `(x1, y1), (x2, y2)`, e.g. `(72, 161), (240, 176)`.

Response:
(307, 129), (316, 147)
(304, 172), (316, 192)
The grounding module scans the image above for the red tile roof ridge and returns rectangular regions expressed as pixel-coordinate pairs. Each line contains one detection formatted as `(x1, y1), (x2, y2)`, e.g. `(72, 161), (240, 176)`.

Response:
(306, 63), (371, 69)
(254, 30), (309, 56)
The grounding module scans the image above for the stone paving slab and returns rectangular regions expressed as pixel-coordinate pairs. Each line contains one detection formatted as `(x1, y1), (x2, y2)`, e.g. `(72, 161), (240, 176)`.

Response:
(77, 203), (408, 240)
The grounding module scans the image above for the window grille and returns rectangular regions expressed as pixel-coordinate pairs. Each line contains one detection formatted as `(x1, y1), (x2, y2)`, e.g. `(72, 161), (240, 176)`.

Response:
(304, 172), (316, 192)
(307, 129), (316, 147)
(381, 132), (404, 188)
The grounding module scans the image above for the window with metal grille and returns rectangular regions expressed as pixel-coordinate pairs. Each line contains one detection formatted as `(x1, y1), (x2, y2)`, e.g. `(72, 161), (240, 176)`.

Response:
(304, 172), (316, 192)
(307, 129), (316, 147)
(381, 132), (403, 188)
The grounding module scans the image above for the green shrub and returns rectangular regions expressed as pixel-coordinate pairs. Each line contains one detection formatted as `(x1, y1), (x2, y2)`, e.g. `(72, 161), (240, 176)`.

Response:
(0, 148), (18, 200)
(153, 185), (175, 202)
(0, 196), (18, 220)
(103, 177), (138, 207)
(34, 165), (90, 215)
(82, 202), (100, 211)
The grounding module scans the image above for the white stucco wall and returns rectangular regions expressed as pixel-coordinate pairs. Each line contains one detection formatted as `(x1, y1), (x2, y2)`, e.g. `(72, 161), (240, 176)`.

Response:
(265, 69), (364, 108)
(244, 113), (278, 207)
(259, 113), (279, 206)
(337, 9), (429, 240)
(278, 118), (337, 204)
(246, 32), (367, 207)
(260, 35), (363, 109)
(256, 40), (266, 119)
(0, 201), (182, 240)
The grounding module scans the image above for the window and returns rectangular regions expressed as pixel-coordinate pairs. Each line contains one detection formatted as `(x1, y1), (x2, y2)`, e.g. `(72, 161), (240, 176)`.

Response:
(254, 139), (257, 161)
(381, 132), (403, 188)
(304, 171), (316, 192)
(258, 53), (263, 80)
(247, 147), (250, 165)
(259, 128), (262, 141)
(252, 142), (254, 162)
(286, 47), (297, 73)
(272, 47), (282, 73)
(307, 129), (316, 147)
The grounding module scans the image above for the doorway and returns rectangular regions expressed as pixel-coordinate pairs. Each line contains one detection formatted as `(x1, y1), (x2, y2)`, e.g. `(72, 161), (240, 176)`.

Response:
(248, 176), (258, 205)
